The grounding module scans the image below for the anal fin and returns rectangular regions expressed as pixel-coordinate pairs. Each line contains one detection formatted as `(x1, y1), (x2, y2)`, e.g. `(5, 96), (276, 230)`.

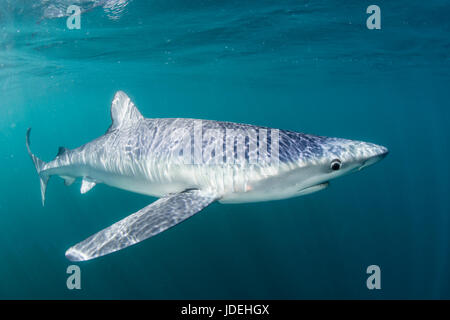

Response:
(81, 179), (96, 194)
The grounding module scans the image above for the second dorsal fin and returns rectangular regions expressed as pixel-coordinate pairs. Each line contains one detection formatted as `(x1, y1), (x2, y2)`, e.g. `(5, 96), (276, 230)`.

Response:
(107, 91), (143, 133)
(57, 146), (69, 157)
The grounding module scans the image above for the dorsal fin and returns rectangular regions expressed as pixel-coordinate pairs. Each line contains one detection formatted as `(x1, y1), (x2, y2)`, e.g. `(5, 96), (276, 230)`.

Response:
(57, 146), (69, 157)
(107, 91), (143, 133)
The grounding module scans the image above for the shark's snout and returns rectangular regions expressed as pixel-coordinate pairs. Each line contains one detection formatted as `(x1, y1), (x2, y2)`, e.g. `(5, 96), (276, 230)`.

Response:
(377, 145), (389, 159)
(358, 143), (389, 171)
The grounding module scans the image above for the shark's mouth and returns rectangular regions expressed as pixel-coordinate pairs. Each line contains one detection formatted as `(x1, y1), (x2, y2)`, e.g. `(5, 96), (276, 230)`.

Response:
(297, 181), (329, 195)
(359, 151), (388, 171)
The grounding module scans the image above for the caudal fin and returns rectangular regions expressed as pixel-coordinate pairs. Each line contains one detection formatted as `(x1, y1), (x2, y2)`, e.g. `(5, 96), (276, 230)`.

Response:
(26, 128), (49, 206)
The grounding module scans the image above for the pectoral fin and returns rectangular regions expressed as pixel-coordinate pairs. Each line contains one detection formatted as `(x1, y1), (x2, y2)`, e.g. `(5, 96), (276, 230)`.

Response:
(65, 189), (217, 261)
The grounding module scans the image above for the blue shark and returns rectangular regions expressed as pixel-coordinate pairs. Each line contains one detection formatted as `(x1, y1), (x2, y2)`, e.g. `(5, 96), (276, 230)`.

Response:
(26, 91), (388, 261)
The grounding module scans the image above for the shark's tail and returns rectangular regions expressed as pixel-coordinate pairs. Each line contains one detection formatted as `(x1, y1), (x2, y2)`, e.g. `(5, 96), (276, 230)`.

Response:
(26, 128), (49, 206)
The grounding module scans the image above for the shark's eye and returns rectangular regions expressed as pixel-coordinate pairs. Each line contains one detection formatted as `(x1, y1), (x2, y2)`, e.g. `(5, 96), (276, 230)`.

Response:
(330, 159), (341, 171)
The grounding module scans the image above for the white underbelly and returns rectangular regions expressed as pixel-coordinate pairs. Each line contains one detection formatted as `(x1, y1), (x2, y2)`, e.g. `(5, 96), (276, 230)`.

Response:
(73, 160), (309, 203)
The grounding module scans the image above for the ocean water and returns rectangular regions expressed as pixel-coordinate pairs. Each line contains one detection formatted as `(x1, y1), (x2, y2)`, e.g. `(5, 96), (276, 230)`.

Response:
(0, 0), (449, 299)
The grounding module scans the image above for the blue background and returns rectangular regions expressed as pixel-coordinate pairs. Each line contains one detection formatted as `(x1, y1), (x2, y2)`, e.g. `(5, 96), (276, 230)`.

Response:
(0, 0), (449, 299)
